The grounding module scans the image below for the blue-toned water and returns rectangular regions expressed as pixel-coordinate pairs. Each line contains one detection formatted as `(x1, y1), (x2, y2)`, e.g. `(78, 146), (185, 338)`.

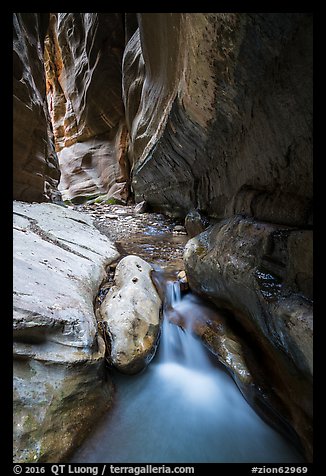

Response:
(70, 282), (303, 463)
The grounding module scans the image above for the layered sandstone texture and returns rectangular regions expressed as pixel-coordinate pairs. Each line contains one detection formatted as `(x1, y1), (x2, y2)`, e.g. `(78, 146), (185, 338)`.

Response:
(184, 217), (313, 460)
(123, 14), (313, 459)
(124, 13), (312, 226)
(13, 201), (119, 462)
(44, 13), (130, 204)
(13, 13), (61, 202)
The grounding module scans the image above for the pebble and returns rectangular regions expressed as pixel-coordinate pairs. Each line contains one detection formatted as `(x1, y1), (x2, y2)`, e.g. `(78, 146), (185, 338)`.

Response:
(115, 209), (128, 215)
(75, 203), (188, 270)
(135, 201), (148, 214)
(173, 225), (186, 232)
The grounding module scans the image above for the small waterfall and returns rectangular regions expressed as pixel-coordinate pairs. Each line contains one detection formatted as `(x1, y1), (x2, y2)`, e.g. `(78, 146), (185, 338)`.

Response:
(160, 280), (213, 370)
(159, 280), (183, 363)
(167, 280), (182, 306)
(70, 279), (304, 463)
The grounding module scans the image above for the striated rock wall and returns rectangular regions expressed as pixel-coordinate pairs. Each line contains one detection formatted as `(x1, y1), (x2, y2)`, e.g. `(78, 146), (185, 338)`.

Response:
(124, 13), (312, 226)
(12, 11), (313, 460)
(123, 15), (313, 458)
(14, 12), (312, 217)
(44, 13), (130, 203)
(13, 13), (61, 202)
(184, 217), (313, 460)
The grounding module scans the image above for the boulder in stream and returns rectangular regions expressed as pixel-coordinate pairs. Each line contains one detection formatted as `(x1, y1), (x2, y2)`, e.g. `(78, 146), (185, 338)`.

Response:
(184, 210), (210, 238)
(100, 255), (162, 374)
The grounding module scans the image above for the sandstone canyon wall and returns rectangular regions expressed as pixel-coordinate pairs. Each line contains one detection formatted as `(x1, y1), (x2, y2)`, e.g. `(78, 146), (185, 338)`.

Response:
(14, 12), (312, 218)
(44, 13), (130, 204)
(13, 13), (61, 202)
(13, 12), (313, 461)
(123, 12), (313, 459)
(124, 13), (312, 227)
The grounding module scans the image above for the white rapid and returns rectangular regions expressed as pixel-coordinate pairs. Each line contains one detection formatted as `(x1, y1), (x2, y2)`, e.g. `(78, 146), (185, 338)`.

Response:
(70, 281), (303, 463)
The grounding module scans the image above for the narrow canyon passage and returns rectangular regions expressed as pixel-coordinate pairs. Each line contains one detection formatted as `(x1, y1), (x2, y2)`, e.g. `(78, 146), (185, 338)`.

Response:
(67, 204), (303, 463)
(13, 12), (312, 464)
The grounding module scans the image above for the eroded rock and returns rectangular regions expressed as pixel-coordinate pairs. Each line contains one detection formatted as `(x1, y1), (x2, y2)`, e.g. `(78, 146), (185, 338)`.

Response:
(13, 13), (60, 202)
(184, 215), (313, 460)
(44, 13), (130, 204)
(185, 210), (210, 238)
(125, 14), (312, 226)
(134, 200), (148, 213)
(168, 295), (253, 389)
(177, 270), (188, 292)
(184, 216), (313, 377)
(100, 255), (162, 374)
(13, 201), (119, 462)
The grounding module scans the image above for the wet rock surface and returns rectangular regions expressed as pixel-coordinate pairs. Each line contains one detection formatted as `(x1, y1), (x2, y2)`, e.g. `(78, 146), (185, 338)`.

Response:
(99, 256), (162, 374)
(185, 209), (210, 238)
(71, 202), (308, 458)
(72, 202), (189, 273)
(184, 216), (313, 377)
(13, 201), (119, 462)
(167, 294), (253, 389)
(164, 291), (304, 452)
(73, 204), (260, 387)
(12, 11), (312, 464)
(184, 215), (313, 460)
(13, 199), (311, 462)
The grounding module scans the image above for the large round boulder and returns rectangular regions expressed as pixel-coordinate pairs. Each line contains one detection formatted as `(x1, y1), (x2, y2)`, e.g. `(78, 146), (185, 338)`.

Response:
(100, 255), (162, 374)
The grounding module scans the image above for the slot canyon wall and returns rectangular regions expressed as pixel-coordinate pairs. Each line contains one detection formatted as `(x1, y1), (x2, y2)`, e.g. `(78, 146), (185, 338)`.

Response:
(13, 13), (131, 205)
(123, 13), (313, 458)
(13, 12), (313, 462)
(125, 13), (312, 225)
(14, 12), (313, 221)
(13, 13), (60, 202)
(44, 13), (130, 204)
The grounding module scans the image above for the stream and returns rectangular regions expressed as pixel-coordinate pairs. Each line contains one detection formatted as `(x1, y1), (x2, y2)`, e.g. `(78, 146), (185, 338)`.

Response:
(68, 203), (304, 463)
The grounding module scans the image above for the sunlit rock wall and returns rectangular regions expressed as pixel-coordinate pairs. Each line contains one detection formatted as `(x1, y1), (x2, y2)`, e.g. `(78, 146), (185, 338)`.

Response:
(45, 13), (130, 203)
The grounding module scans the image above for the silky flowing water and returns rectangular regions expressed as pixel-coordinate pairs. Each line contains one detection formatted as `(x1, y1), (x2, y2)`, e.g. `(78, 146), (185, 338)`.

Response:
(69, 204), (304, 463)
(71, 285), (303, 463)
